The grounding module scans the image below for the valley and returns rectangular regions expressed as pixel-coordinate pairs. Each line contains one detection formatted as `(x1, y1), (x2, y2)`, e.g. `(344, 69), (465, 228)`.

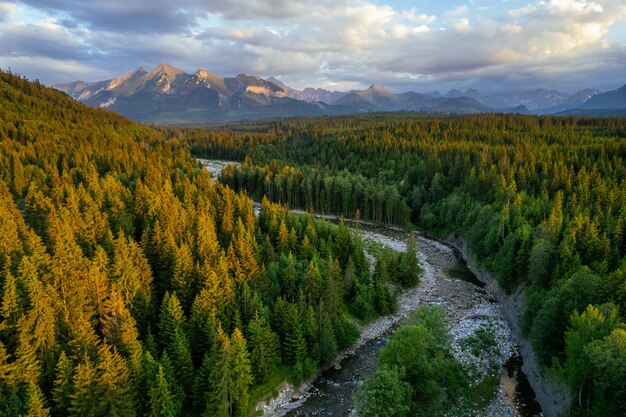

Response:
(0, 72), (624, 417)
(202, 160), (547, 417)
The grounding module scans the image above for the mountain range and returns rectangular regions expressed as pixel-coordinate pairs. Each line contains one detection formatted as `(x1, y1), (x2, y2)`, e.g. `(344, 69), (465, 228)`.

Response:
(55, 63), (626, 123)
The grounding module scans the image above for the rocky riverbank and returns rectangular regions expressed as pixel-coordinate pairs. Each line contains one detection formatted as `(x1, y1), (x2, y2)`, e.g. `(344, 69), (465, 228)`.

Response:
(447, 236), (571, 417)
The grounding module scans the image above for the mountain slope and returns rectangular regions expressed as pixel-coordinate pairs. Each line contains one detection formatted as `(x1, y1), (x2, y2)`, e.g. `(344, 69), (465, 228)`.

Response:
(55, 65), (626, 123)
(580, 84), (626, 109)
(57, 64), (320, 123)
(552, 85), (626, 116)
(267, 77), (345, 103)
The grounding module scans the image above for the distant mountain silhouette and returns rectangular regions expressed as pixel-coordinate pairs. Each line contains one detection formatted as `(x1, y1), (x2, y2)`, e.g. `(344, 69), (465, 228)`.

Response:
(55, 64), (624, 123)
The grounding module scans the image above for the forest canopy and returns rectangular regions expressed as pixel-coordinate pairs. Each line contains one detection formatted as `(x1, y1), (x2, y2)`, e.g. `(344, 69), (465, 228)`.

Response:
(181, 112), (626, 416)
(1, 70), (625, 416)
(0, 71), (410, 417)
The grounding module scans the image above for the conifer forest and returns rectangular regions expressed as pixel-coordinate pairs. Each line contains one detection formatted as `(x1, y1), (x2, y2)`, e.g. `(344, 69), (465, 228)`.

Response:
(1, 71), (625, 417)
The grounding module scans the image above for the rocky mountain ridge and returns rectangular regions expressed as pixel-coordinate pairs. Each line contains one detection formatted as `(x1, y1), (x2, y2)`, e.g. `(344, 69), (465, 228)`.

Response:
(55, 63), (626, 123)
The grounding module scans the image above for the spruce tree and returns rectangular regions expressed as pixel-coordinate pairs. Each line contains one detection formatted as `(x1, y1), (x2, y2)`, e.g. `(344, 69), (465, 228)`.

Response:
(282, 304), (306, 366)
(52, 352), (74, 416)
(247, 313), (279, 383)
(148, 366), (175, 417)
(229, 328), (253, 417)
(24, 382), (50, 417)
(70, 357), (100, 417)
(207, 326), (230, 417)
(95, 345), (136, 417)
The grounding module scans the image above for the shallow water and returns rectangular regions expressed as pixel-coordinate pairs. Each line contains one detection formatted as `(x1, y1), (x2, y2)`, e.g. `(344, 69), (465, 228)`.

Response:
(501, 355), (543, 417)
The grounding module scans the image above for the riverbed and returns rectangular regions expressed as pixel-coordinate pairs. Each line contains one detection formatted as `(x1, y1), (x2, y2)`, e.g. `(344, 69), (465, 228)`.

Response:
(199, 160), (543, 417)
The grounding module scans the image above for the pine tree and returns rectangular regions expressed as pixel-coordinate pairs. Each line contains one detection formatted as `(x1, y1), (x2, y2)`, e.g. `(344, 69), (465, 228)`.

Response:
(229, 328), (253, 417)
(68, 312), (100, 361)
(0, 270), (20, 335)
(189, 289), (218, 362)
(171, 243), (195, 306)
(0, 341), (12, 385)
(207, 326), (230, 417)
(277, 220), (289, 253)
(284, 253), (297, 301)
(52, 352), (74, 416)
(169, 330), (194, 399)
(158, 292), (193, 397)
(322, 258), (342, 318)
(282, 304), (306, 366)
(148, 366), (175, 417)
(100, 289), (142, 364)
(192, 354), (212, 412)
(196, 213), (220, 265)
(24, 382), (50, 417)
(95, 345), (136, 417)
(111, 233), (153, 306)
(318, 313), (338, 368)
(247, 313), (279, 383)
(70, 356), (101, 417)
(158, 292), (186, 350)
(14, 319), (42, 385)
(398, 233), (420, 287)
(89, 247), (111, 326)
(303, 260), (321, 304)
(159, 353), (183, 415)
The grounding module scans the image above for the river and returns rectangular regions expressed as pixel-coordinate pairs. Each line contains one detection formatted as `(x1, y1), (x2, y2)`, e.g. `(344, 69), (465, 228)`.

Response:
(199, 160), (543, 417)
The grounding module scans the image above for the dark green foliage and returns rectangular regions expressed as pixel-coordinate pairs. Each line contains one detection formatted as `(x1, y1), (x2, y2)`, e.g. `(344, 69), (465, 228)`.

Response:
(583, 329), (626, 417)
(318, 314), (338, 368)
(247, 313), (279, 383)
(527, 268), (607, 366)
(397, 234), (421, 287)
(356, 365), (412, 417)
(357, 306), (468, 417)
(148, 366), (176, 417)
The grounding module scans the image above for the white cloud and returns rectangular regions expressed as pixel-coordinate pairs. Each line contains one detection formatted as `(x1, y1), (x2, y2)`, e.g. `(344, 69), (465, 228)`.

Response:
(0, 1), (15, 21)
(445, 5), (469, 17)
(1, 0), (626, 92)
(508, 4), (537, 17)
(454, 17), (472, 31)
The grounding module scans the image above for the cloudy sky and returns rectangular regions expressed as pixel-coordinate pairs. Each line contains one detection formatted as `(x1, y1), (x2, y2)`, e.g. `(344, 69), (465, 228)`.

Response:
(0, 0), (625, 93)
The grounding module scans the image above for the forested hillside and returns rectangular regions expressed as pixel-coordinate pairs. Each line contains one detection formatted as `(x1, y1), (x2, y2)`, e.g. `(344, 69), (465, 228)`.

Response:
(185, 114), (626, 416)
(0, 72), (419, 417)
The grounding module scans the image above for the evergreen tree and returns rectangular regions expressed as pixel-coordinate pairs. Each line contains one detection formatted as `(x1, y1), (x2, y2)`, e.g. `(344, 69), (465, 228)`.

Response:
(70, 357), (101, 417)
(24, 382), (50, 417)
(52, 352), (74, 416)
(229, 328), (252, 417)
(318, 313), (338, 368)
(281, 304), (306, 366)
(398, 233), (420, 287)
(148, 366), (175, 417)
(247, 313), (279, 383)
(95, 345), (136, 417)
(207, 326), (230, 417)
